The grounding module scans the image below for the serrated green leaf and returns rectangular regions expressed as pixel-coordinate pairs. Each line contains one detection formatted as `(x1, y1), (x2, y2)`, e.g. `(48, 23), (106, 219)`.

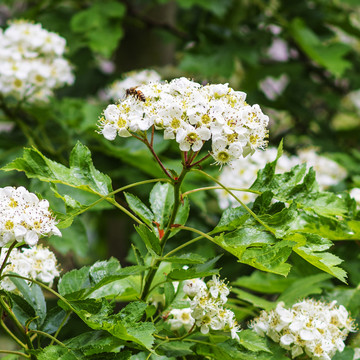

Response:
(167, 255), (221, 280)
(124, 193), (154, 227)
(2, 142), (113, 197)
(69, 300), (155, 350)
(238, 330), (271, 353)
(149, 182), (173, 229)
(37, 346), (80, 360)
(64, 331), (124, 356)
(135, 224), (161, 256)
(291, 233), (347, 283)
(58, 266), (91, 298)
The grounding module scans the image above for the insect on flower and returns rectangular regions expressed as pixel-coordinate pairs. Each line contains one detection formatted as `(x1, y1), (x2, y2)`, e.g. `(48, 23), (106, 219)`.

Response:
(125, 86), (146, 102)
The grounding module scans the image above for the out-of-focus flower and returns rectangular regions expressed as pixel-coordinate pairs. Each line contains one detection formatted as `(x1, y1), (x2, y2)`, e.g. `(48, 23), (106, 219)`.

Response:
(0, 20), (74, 103)
(259, 74), (289, 101)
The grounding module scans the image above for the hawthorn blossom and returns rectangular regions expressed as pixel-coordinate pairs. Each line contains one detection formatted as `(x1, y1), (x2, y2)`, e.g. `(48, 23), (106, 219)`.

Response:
(0, 20), (74, 102)
(0, 186), (61, 247)
(98, 77), (269, 166)
(249, 299), (356, 359)
(0, 245), (60, 291)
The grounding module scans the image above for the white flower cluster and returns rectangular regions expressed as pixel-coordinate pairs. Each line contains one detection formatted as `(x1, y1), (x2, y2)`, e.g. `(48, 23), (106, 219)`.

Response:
(216, 147), (347, 209)
(98, 77), (269, 166)
(0, 20), (74, 102)
(167, 276), (240, 340)
(0, 186), (61, 247)
(250, 300), (356, 360)
(0, 245), (60, 291)
(103, 69), (161, 101)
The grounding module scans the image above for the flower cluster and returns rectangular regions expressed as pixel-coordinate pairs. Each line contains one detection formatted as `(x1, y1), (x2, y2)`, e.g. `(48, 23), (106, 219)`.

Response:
(216, 147), (347, 209)
(249, 299), (356, 360)
(103, 69), (161, 101)
(98, 77), (269, 166)
(0, 20), (74, 102)
(0, 245), (60, 291)
(0, 186), (61, 247)
(167, 276), (240, 340)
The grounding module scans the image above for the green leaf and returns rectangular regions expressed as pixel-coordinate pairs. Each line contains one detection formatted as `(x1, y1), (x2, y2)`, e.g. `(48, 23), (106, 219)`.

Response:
(289, 17), (352, 77)
(149, 182), (173, 229)
(49, 217), (88, 257)
(9, 276), (46, 326)
(163, 253), (207, 264)
(232, 288), (275, 311)
(158, 341), (194, 357)
(170, 196), (190, 238)
(238, 330), (271, 353)
(41, 306), (68, 335)
(37, 346), (80, 360)
(135, 224), (161, 256)
(124, 193), (154, 227)
(167, 255), (221, 280)
(69, 300), (155, 350)
(277, 273), (331, 306)
(164, 282), (175, 309)
(213, 227), (276, 259)
(291, 233), (347, 283)
(58, 266), (91, 298)
(2, 142), (113, 197)
(174, 0), (232, 16)
(232, 271), (295, 294)
(64, 331), (124, 356)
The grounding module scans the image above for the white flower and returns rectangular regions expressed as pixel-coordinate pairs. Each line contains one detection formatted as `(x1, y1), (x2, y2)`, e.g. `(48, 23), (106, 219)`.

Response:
(249, 299), (356, 359)
(0, 186), (61, 247)
(183, 278), (207, 298)
(0, 244), (60, 291)
(0, 20), (74, 103)
(102, 69), (161, 101)
(98, 78), (269, 167)
(167, 308), (195, 332)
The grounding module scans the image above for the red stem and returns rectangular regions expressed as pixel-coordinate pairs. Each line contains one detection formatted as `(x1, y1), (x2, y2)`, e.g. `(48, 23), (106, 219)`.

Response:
(190, 153), (212, 167)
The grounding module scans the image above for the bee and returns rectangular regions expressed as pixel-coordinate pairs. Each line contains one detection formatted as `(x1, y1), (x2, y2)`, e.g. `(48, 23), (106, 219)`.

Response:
(125, 86), (146, 102)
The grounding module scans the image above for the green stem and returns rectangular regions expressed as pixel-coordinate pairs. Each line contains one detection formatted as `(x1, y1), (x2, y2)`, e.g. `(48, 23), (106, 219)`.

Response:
(0, 313), (27, 349)
(0, 350), (30, 358)
(63, 178), (170, 220)
(162, 235), (204, 259)
(0, 296), (34, 356)
(110, 199), (144, 225)
(2, 274), (76, 312)
(27, 330), (67, 347)
(193, 169), (275, 234)
(0, 240), (17, 277)
(49, 311), (71, 346)
(140, 166), (190, 300)
(174, 226), (217, 243)
(182, 186), (261, 197)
